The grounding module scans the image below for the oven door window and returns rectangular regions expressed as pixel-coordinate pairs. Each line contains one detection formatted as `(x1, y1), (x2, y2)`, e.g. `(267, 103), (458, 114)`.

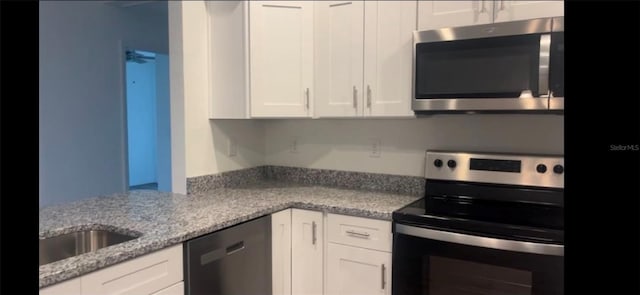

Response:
(415, 34), (542, 99)
(393, 230), (563, 295)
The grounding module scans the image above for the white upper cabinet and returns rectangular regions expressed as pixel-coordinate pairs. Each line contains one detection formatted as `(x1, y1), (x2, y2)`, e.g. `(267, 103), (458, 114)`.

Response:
(418, 1), (492, 30)
(418, 0), (563, 31)
(316, 1), (416, 118)
(363, 1), (416, 117)
(493, 1), (564, 23)
(314, 1), (365, 117)
(207, 1), (250, 119)
(249, 1), (314, 118)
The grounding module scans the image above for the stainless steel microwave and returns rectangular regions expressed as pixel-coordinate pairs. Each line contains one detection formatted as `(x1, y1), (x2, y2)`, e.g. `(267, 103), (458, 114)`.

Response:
(413, 17), (564, 113)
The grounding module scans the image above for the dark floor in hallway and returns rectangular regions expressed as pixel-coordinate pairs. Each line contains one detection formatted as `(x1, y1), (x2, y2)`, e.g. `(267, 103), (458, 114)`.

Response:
(130, 182), (158, 191)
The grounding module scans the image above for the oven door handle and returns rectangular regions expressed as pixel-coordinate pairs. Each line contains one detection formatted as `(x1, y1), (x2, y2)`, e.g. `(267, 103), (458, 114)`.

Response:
(395, 224), (564, 256)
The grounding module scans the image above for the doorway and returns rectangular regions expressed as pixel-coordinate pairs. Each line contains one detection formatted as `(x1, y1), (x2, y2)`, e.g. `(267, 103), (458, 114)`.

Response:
(125, 49), (172, 192)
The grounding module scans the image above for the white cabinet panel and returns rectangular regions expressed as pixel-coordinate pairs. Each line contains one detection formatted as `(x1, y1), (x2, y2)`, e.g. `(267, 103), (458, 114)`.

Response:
(81, 245), (183, 295)
(326, 243), (391, 295)
(40, 278), (81, 295)
(493, 0), (564, 23)
(206, 1), (250, 119)
(291, 209), (324, 295)
(149, 282), (184, 295)
(419, 0), (563, 31)
(327, 213), (392, 252)
(272, 209), (292, 295)
(418, 0), (492, 30)
(250, 1), (313, 117)
(364, 1), (416, 117)
(315, 1), (364, 117)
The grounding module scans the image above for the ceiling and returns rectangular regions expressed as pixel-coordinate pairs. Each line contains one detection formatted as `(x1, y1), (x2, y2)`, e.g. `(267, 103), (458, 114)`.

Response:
(104, 1), (168, 19)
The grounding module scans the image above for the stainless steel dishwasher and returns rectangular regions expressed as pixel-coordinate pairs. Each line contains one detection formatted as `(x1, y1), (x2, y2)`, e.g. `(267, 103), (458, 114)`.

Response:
(184, 215), (271, 295)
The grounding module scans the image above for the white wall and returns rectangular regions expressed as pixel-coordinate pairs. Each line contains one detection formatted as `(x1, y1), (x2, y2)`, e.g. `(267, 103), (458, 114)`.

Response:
(178, 1), (264, 178)
(155, 53), (172, 192)
(264, 116), (564, 177)
(39, 1), (168, 207)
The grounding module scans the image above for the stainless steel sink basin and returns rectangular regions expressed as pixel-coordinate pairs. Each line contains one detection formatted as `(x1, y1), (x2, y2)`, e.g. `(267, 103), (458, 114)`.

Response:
(39, 230), (138, 266)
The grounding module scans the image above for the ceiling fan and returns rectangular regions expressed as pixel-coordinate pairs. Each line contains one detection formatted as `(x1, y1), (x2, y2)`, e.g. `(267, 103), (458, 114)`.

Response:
(126, 50), (155, 64)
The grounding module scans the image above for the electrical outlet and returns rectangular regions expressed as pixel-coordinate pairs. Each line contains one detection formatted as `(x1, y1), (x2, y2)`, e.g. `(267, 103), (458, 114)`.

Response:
(227, 138), (237, 157)
(290, 137), (298, 153)
(370, 138), (381, 158)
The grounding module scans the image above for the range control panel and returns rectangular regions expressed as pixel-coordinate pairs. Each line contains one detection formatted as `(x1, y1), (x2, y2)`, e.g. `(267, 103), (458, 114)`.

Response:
(426, 151), (564, 188)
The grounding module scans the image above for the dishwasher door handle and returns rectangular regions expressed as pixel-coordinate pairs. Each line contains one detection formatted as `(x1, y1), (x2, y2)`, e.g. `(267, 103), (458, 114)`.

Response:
(226, 241), (245, 256)
(199, 241), (246, 265)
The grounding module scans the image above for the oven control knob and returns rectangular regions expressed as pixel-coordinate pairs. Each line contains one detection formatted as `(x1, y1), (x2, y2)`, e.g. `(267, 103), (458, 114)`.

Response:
(434, 159), (443, 167)
(553, 164), (564, 174)
(536, 164), (547, 173)
(447, 160), (457, 168)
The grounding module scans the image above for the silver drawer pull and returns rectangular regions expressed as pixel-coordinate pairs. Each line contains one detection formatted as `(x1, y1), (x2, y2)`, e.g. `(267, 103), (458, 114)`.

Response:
(346, 230), (370, 239)
(366, 84), (372, 108)
(312, 221), (317, 245)
(352, 86), (358, 108)
(381, 264), (386, 290)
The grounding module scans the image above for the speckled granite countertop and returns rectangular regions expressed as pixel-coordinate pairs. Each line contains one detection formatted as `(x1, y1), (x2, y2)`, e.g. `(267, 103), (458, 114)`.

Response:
(39, 181), (421, 288)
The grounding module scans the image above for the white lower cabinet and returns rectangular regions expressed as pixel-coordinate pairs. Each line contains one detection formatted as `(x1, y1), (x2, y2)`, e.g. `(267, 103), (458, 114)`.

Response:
(273, 210), (393, 295)
(272, 209), (292, 295)
(150, 282), (184, 295)
(326, 214), (392, 295)
(40, 244), (184, 295)
(40, 278), (82, 295)
(292, 209), (324, 295)
(326, 243), (391, 295)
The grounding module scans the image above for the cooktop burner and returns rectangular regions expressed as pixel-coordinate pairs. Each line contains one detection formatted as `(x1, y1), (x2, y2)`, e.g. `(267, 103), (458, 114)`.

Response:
(393, 151), (564, 244)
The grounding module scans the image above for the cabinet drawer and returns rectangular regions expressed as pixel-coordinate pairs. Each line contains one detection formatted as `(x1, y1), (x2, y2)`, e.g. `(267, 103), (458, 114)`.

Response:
(40, 278), (81, 295)
(150, 282), (184, 295)
(81, 244), (183, 295)
(327, 214), (392, 252)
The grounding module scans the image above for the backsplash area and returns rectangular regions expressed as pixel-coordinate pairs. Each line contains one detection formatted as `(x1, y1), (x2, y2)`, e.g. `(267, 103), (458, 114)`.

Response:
(186, 166), (425, 196)
(264, 115), (564, 177)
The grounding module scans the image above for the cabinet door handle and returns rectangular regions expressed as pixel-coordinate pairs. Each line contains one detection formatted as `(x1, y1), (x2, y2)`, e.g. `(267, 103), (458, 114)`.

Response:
(479, 0), (487, 13)
(352, 86), (358, 108)
(312, 221), (317, 245)
(346, 230), (370, 239)
(305, 88), (310, 109)
(366, 85), (372, 108)
(381, 264), (386, 290)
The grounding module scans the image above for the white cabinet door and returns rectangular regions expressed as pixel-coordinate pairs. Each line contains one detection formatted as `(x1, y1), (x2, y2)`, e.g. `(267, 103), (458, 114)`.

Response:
(272, 209), (292, 295)
(417, 0), (492, 30)
(40, 278), (82, 295)
(81, 245), (183, 295)
(291, 209), (324, 295)
(363, 1), (416, 117)
(493, 0), (564, 23)
(314, 1), (364, 117)
(149, 282), (184, 295)
(326, 243), (391, 295)
(249, 1), (313, 118)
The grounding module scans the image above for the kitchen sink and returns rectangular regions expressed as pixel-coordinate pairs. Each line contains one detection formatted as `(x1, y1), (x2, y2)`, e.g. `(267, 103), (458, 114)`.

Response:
(39, 229), (139, 266)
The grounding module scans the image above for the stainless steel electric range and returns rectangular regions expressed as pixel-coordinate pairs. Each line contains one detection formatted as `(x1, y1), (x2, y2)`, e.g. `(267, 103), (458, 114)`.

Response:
(393, 151), (564, 295)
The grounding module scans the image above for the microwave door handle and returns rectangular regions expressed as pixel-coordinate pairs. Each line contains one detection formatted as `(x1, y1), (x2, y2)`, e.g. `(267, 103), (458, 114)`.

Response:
(539, 34), (551, 98)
